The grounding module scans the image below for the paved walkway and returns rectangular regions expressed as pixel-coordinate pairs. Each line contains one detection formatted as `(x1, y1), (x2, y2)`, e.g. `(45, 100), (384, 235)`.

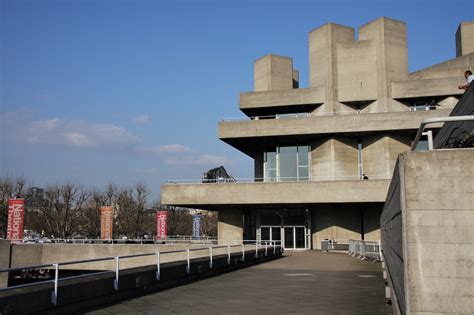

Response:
(85, 251), (391, 314)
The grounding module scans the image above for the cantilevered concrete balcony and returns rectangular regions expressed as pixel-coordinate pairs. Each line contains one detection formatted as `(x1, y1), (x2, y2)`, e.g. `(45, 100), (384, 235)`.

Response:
(219, 109), (452, 155)
(239, 86), (325, 116)
(391, 77), (465, 99)
(161, 179), (390, 210)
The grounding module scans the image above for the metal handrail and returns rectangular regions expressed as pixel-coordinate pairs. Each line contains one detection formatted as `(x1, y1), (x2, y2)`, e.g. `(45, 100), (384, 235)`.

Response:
(221, 107), (436, 122)
(165, 174), (390, 184)
(348, 239), (381, 261)
(0, 240), (282, 305)
(411, 115), (474, 151)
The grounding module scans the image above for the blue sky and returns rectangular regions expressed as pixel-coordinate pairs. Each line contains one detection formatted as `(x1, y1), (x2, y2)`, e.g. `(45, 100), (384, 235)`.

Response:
(1, 0), (473, 198)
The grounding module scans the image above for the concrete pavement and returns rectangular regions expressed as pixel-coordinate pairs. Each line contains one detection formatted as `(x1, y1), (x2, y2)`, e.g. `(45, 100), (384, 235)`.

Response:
(85, 251), (391, 314)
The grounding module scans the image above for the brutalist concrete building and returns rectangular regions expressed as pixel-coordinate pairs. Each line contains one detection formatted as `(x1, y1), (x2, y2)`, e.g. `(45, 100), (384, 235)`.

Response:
(162, 17), (473, 250)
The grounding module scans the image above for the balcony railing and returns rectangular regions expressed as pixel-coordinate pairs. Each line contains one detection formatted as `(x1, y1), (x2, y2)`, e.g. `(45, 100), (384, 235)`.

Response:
(165, 174), (390, 184)
(221, 107), (438, 122)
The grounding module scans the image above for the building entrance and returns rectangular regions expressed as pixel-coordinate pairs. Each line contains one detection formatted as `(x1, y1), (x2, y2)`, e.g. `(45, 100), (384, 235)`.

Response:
(249, 209), (311, 250)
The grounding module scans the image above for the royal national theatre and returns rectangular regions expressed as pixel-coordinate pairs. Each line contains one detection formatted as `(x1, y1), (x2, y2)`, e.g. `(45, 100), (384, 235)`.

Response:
(161, 17), (474, 250)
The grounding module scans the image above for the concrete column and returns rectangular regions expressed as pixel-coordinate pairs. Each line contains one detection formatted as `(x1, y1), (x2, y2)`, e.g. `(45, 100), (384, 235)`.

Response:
(309, 23), (355, 115)
(218, 208), (243, 244)
(254, 152), (263, 182)
(311, 136), (358, 181)
(362, 134), (411, 180)
(311, 205), (362, 249)
(456, 22), (474, 57)
(254, 54), (294, 91)
(359, 17), (408, 112)
(0, 240), (11, 288)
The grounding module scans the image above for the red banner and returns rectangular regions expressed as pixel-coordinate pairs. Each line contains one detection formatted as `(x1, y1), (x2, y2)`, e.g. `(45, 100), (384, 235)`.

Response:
(156, 210), (168, 239)
(7, 199), (25, 241)
(100, 206), (114, 240)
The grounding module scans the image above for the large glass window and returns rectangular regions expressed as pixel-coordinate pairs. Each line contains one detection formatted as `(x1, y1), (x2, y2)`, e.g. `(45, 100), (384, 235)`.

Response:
(264, 145), (310, 181)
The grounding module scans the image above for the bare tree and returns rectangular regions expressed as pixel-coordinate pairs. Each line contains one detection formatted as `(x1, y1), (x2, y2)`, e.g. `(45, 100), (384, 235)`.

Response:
(115, 183), (154, 238)
(36, 184), (89, 238)
(0, 175), (25, 238)
(200, 211), (218, 237)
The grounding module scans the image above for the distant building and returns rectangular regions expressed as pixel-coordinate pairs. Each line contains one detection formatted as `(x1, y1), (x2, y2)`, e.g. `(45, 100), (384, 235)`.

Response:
(25, 187), (45, 209)
(162, 17), (474, 250)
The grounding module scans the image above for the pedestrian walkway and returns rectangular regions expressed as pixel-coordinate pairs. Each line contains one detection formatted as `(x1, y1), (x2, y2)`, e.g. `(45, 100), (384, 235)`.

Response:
(86, 251), (391, 314)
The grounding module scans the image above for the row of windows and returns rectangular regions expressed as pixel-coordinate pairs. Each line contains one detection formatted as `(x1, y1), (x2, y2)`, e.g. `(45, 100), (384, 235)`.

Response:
(264, 146), (310, 181)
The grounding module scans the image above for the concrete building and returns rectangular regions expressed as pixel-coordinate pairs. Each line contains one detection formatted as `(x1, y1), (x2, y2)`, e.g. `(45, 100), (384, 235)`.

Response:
(161, 17), (474, 250)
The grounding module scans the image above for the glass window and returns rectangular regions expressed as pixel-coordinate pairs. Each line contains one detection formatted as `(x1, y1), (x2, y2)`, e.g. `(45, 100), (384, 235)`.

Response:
(279, 146), (297, 181)
(264, 151), (277, 181)
(263, 145), (311, 181)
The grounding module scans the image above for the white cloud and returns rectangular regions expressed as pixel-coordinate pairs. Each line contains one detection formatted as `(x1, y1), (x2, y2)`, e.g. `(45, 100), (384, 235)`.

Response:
(1, 113), (141, 149)
(136, 168), (161, 176)
(132, 114), (151, 125)
(158, 144), (195, 154)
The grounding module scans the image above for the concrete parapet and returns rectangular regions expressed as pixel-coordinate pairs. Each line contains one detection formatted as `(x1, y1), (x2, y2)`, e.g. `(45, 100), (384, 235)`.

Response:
(162, 180), (390, 208)
(381, 149), (474, 314)
(0, 240), (11, 288)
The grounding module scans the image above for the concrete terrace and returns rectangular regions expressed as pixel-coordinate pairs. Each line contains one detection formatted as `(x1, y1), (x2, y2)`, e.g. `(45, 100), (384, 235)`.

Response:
(86, 251), (390, 314)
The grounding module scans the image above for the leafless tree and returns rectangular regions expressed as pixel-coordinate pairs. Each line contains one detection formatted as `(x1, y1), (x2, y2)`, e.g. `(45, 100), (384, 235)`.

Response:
(36, 183), (89, 238)
(115, 183), (154, 238)
(200, 211), (218, 237)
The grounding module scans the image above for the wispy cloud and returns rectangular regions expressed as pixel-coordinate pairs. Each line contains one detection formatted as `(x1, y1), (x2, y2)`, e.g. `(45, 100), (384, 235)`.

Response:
(135, 143), (233, 167)
(1, 113), (141, 149)
(136, 168), (161, 176)
(132, 114), (151, 125)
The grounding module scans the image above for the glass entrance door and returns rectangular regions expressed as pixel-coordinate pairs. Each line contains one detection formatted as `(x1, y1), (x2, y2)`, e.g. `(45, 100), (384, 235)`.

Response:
(283, 226), (307, 250)
(260, 226), (281, 244)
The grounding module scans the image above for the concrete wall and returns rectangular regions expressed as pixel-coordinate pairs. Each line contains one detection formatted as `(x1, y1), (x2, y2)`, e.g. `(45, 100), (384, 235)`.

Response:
(381, 150), (474, 314)
(409, 53), (474, 80)
(456, 22), (474, 57)
(0, 240), (11, 288)
(362, 134), (411, 180)
(218, 208), (243, 243)
(311, 137), (358, 180)
(254, 54), (294, 92)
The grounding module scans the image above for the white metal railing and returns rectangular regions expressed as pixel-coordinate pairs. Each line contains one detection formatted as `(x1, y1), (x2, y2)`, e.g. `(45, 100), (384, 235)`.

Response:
(348, 239), (382, 261)
(165, 174), (390, 184)
(221, 107), (435, 122)
(411, 115), (474, 151)
(21, 236), (218, 244)
(0, 241), (282, 305)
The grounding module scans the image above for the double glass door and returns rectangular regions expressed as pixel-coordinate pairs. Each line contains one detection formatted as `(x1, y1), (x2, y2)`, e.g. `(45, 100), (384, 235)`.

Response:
(260, 225), (307, 250)
(284, 226), (306, 250)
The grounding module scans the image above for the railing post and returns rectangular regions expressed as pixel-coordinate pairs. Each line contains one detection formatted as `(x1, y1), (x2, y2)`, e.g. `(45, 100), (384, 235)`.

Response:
(156, 252), (160, 280)
(51, 263), (59, 305)
(209, 246), (213, 269)
(265, 242), (268, 256)
(114, 256), (120, 290)
(227, 245), (231, 265)
(255, 243), (258, 258)
(241, 244), (245, 262)
(273, 241), (276, 254)
(186, 249), (190, 274)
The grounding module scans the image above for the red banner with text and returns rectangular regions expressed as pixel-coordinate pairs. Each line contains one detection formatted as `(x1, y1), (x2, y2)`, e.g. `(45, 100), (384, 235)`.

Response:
(7, 199), (25, 241)
(156, 210), (168, 239)
(100, 206), (114, 240)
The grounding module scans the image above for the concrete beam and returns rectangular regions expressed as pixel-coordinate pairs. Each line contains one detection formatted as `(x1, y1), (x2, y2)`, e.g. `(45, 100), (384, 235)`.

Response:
(239, 87), (325, 115)
(161, 180), (390, 208)
(219, 109), (452, 140)
(391, 77), (465, 99)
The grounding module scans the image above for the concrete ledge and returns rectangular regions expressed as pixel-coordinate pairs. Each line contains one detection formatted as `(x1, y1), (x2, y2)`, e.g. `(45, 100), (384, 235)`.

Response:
(219, 109), (452, 140)
(391, 77), (464, 99)
(239, 87), (325, 115)
(161, 180), (390, 208)
(0, 248), (282, 315)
